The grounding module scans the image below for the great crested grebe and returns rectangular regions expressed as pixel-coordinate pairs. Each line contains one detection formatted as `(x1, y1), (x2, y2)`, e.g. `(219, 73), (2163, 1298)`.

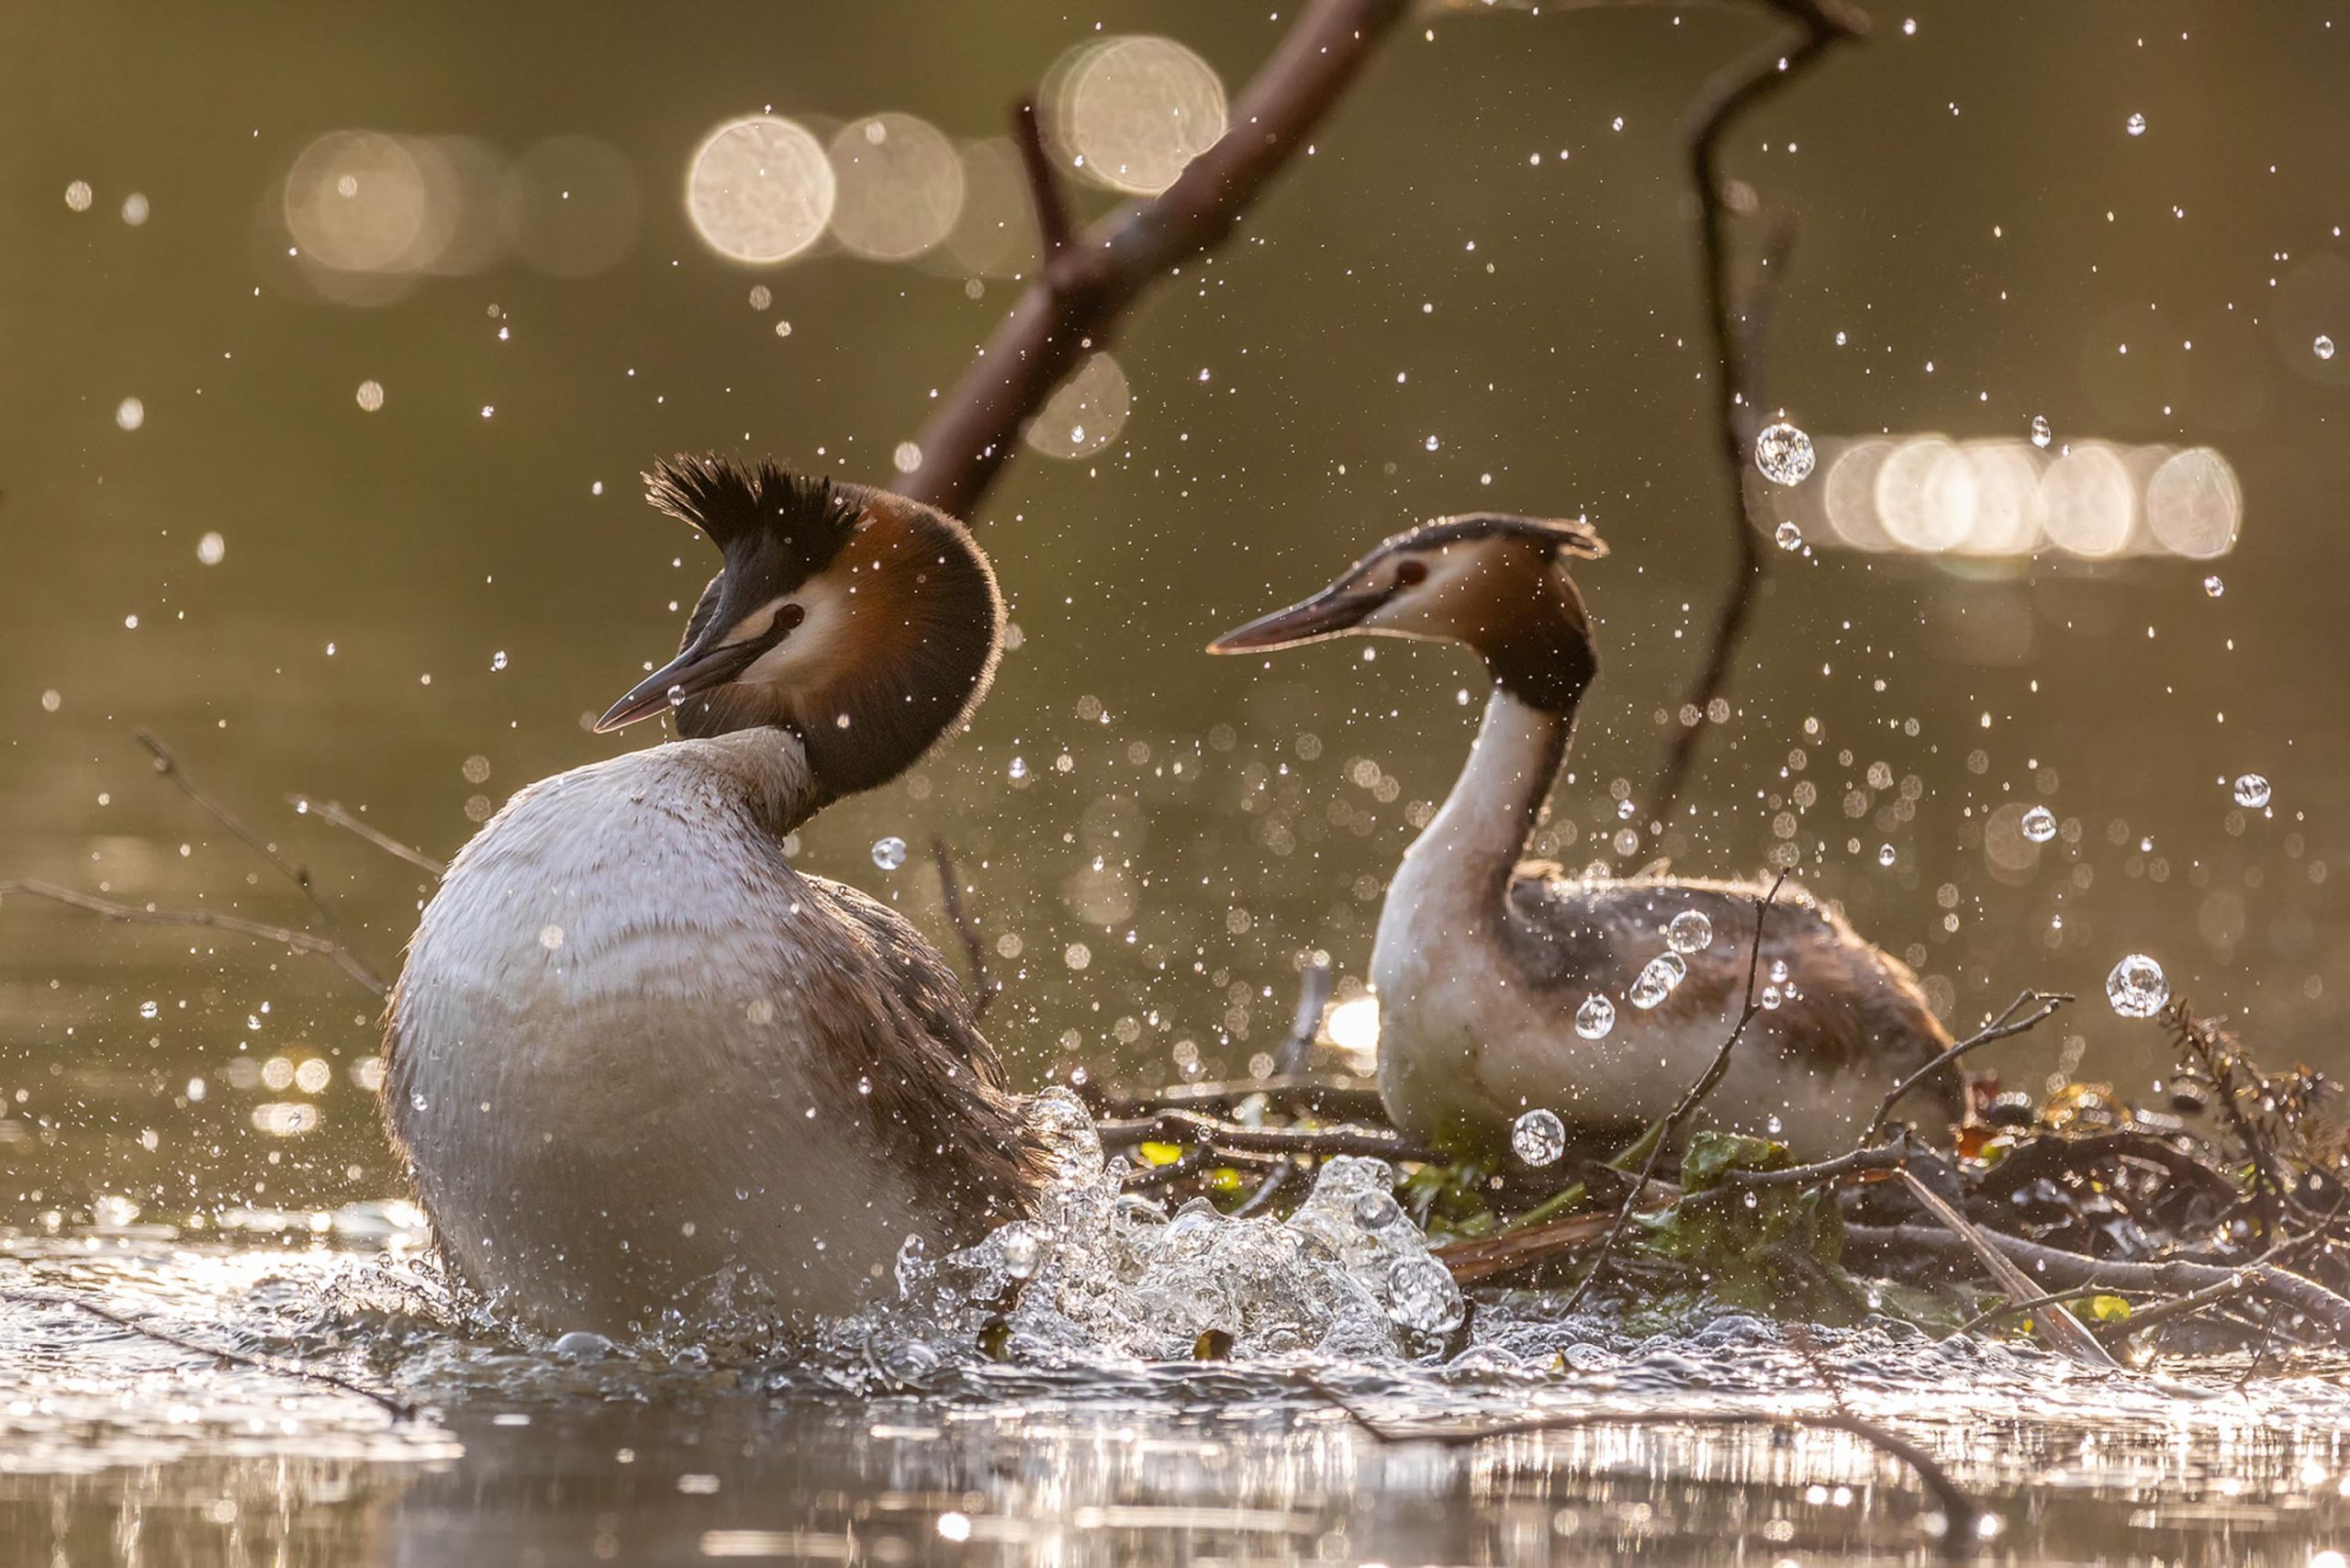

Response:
(386, 456), (1043, 1336)
(1210, 513), (1961, 1162)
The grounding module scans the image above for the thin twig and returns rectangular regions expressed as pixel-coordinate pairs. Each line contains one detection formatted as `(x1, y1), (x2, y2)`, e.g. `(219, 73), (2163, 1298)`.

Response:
(1094, 1107), (1436, 1163)
(135, 730), (387, 992)
(1317, 1383), (1981, 1553)
(928, 837), (997, 1019)
(1, 1289), (413, 1419)
(1897, 1167), (2117, 1367)
(286, 795), (447, 878)
(0, 879), (386, 998)
(902, 0), (1413, 519)
(1560, 871), (1786, 1312)
(1642, 0), (1869, 827)
(1272, 958), (1336, 1077)
(1862, 990), (2072, 1146)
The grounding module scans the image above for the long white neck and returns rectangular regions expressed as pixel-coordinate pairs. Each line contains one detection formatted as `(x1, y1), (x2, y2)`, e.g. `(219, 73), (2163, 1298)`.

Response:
(1410, 687), (1571, 902)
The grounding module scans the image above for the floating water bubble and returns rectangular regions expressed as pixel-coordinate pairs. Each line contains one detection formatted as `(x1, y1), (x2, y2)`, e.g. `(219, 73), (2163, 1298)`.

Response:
(1769, 958), (1791, 984)
(1385, 1254), (1465, 1335)
(1753, 421), (1816, 486)
(2107, 953), (2168, 1017)
(1007, 756), (1029, 781)
(355, 380), (386, 411)
(1666, 909), (1713, 954)
(1001, 1224), (1043, 1279)
(1511, 1108), (1566, 1167)
(64, 181), (93, 212)
(1352, 1190), (1401, 1229)
(1574, 993), (1616, 1040)
(1761, 984), (1784, 1010)
(2319, 335), (2338, 362)
(2232, 774), (2271, 809)
(196, 532), (226, 566)
(2125, 112), (2147, 136)
(2030, 414), (2053, 448)
(2203, 575), (2224, 598)
(1877, 843), (1897, 867)
(2020, 805), (2057, 843)
(1774, 520), (1804, 551)
(139, 1000), (159, 1020)
(871, 835), (909, 870)
(1629, 954), (1682, 1010)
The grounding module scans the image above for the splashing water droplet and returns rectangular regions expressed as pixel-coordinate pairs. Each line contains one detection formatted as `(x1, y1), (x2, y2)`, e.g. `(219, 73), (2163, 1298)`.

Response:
(2316, 334), (2336, 361)
(1353, 1190), (1401, 1229)
(1511, 1108), (1566, 1167)
(1760, 984), (1784, 1010)
(871, 835), (909, 870)
(1616, 798), (1637, 820)
(1629, 953), (1685, 1010)
(1666, 909), (1713, 955)
(1774, 520), (1804, 551)
(2233, 774), (2270, 809)
(666, 684), (688, 708)
(2203, 576), (2224, 598)
(139, 1000), (160, 1020)
(2020, 805), (2057, 843)
(196, 532), (226, 566)
(491, 650), (509, 672)
(1385, 1254), (1465, 1334)
(2106, 953), (2169, 1018)
(2029, 414), (2053, 448)
(2125, 112), (2147, 136)
(1001, 1225), (1043, 1279)
(1574, 993), (1616, 1039)
(1753, 421), (1816, 486)
(1769, 958), (1791, 984)
(1877, 844), (1897, 868)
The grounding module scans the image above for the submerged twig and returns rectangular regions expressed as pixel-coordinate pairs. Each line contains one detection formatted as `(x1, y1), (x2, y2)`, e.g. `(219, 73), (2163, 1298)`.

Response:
(1642, 0), (1869, 827)
(1, 1289), (413, 1420)
(1896, 1168), (2117, 1368)
(0, 879), (386, 998)
(1862, 990), (2072, 1146)
(1318, 1383), (1981, 1553)
(1559, 872), (1786, 1312)
(285, 794), (447, 879)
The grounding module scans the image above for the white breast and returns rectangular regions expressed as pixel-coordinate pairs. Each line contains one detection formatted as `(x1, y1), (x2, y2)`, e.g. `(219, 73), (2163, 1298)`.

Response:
(386, 733), (934, 1337)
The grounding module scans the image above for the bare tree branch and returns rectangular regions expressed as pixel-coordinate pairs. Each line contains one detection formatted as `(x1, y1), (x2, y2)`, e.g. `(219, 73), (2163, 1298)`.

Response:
(929, 836), (997, 1019)
(286, 795), (447, 879)
(1643, 0), (1869, 828)
(1861, 989), (2071, 1145)
(902, 0), (1412, 519)
(0, 879), (387, 998)
(135, 729), (387, 991)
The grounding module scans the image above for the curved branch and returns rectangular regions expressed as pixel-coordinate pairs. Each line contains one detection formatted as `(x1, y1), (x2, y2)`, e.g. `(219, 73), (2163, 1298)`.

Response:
(903, 0), (1412, 519)
(0, 879), (386, 998)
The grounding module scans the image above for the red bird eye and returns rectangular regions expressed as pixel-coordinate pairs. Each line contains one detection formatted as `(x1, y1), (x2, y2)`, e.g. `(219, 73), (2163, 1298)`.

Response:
(776, 603), (807, 633)
(1394, 559), (1428, 588)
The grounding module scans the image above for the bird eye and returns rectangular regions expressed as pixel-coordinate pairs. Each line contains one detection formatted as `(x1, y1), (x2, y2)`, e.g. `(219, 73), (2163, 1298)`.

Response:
(1394, 559), (1428, 588)
(776, 603), (806, 633)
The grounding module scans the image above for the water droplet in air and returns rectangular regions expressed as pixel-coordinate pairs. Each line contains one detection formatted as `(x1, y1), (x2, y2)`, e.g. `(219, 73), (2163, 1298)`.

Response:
(139, 1000), (160, 1020)
(666, 684), (687, 708)
(1774, 521), (1804, 551)
(1877, 844), (1897, 867)
(355, 380), (386, 412)
(1353, 1190), (1402, 1229)
(2203, 576), (2224, 598)
(2020, 805), (2056, 843)
(1008, 756), (1029, 781)
(1001, 1225), (1042, 1279)
(1511, 1108), (1567, 1166)
(1616, 798), (1637, 820)
(196, 532), (226, 566)
(1769, 958), (1791, 984)
(491, 650), (509, 671)
(2318, 335), (2338, 362)
(1666, 909), (1713, 954)
(1385, 1255), (1465, 1334)
(1753, 421), (1816, 486)
(1574, 993), (1616, 1039)
(2106, 953), (2168, 1018)
(539, 924), (565, 951)
(2029, 414), (2053, 448)
(2232, 774), (2270, 809)
(871, 835), (909, 870)
(64, 181), (92, 212)
(2125, 112), (2147, 136)
(1630, 954), (1684, 1010)
(115, 398), (145, 431)
(1761, 985), (1783, 1010)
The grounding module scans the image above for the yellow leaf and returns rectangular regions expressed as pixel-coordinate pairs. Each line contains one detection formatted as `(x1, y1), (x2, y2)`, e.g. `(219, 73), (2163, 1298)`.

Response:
(1139, 1141), (1184, 1167)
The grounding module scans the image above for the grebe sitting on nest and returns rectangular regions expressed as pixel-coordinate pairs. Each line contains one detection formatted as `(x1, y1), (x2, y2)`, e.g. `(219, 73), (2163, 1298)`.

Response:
(1211, 512), (1961, 1162)
(386, 457), (1043, 1336)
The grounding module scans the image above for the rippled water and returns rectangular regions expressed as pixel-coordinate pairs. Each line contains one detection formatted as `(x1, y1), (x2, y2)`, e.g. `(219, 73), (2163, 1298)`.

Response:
(10, 1144), (2350, 1566)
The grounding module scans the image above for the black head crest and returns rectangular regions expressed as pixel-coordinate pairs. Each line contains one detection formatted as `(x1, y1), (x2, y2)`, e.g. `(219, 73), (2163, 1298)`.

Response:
(1392, 512), (1609, 563)
(643, 454), (861, 570)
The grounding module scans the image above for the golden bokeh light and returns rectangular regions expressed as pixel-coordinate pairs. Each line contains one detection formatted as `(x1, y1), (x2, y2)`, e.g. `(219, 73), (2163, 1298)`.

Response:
(1024, 353), (1132, 459)
(283, 130), (432, 273)
(2039, 441), (2136, 558)
(506, 135), (640, 277)
(826, 114), (965, 262)
(1044, 36), (1227, 196)
(686, 115), (834, 264)
(2144, 446), (2244, 560)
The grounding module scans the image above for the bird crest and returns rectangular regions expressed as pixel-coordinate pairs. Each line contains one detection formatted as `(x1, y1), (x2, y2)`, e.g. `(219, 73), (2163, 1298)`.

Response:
(643, 454), (862, 572)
